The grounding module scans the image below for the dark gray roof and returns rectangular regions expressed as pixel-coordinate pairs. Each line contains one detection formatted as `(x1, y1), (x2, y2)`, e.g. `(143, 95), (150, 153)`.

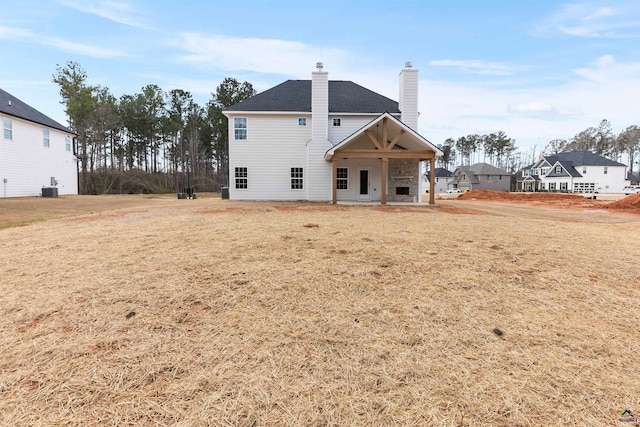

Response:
(544, 151), (625, 167)
(464, 162), (510, 175)
(0, 88), (72, 133)
(546, 161), (580, 177)
(224, 80), (400, 114)
(434, 167), (453, 178)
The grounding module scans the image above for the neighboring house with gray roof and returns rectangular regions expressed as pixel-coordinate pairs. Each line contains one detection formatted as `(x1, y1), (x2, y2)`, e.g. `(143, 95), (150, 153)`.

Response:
(1, 88), (77, 197)
(450, 163), (511, 192)
(423, 167), (453, 193)
(223, 63), (442, 204)
(517, 151), (626, 193)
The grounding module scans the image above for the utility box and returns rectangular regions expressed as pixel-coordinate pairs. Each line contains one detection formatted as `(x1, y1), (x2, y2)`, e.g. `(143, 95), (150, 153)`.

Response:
(42, 187), (58, 198)
(221, 186), (229, 199)
(177, 192), (187, 199)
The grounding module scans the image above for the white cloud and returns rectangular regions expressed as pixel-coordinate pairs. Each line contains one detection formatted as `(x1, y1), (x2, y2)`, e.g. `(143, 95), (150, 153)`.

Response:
(535, 2), (640, 38)
(508, 101), (556, 114)
(58, 0), (153, 29)
(172, 33), (347, 77)
(429, 59), (524, 76)
(0, 25), (125, 58)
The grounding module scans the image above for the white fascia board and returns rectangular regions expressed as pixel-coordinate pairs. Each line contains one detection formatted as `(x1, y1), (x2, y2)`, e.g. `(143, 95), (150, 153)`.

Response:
(222, 111), (309, 118)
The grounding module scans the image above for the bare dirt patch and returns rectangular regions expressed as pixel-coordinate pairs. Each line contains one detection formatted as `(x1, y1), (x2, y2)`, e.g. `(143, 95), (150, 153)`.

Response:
(1, 197), (640, 426)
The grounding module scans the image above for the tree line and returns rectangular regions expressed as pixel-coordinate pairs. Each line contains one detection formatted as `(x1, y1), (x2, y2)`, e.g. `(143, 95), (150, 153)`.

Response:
(53, 61), (255, 194)
(436, 119), (640, 175)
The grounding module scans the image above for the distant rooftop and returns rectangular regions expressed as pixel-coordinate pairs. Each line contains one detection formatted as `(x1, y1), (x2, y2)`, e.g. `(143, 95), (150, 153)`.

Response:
(0, 88), (72, 133)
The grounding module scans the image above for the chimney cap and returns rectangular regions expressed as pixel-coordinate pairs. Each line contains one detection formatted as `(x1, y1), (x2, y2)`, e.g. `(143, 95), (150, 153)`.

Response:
(405, 61), (413, 69)
(316, 62), (324, 71)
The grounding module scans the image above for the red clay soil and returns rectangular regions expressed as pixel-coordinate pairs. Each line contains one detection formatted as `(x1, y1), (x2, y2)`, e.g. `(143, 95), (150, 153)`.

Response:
(603, 193), (640, 210)
(457, 190), (640, 214)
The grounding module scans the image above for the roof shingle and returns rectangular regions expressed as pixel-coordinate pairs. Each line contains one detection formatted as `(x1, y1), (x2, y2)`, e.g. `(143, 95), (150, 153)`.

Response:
(0, 88), (72, 133)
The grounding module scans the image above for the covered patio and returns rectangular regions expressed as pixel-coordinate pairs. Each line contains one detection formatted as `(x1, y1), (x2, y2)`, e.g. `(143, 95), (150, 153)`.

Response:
(325, 113), (442, 205)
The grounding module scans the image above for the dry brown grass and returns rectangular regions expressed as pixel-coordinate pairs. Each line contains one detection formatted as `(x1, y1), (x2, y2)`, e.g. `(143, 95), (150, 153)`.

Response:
(1, 196), (640, 426)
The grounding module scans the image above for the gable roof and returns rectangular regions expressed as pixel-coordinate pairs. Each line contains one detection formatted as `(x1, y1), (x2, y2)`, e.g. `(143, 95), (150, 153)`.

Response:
(546, 161), (580, 177)
(432, 168), (453, 178)
(224, 80), (400, 114)
(543, 151), (625, 167)
(0, 88), (72, 133)
(324, 112), (442, 160)
(462, 162), (510, 175)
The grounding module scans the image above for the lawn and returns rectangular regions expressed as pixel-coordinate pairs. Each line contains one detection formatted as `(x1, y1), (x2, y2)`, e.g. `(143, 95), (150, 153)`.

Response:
(1, 195), (639, 426)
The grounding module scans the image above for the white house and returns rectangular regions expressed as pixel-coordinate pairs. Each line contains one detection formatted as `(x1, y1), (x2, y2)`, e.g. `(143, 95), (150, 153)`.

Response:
(423, 167), (453, 193)
(1, 88), (77, 197)
(517, 151), (627, 193)
(223, 63), (442, 204)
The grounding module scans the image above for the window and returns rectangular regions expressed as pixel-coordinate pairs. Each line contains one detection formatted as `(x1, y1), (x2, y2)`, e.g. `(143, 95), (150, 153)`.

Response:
(336, 167), (348, 189)
(65, 136), (71, 152)
(582, 166), (587, 174)
(3, 118), (12, 140)
(604, 167), (608, 175)
(43, 129), (50, 147)
(291, 167), (304, 189)
(499, 175), (502, 180)
(541, 167), (549, 176)
(560, 182), (568, 191)
(298, 118), (307, 126)
(234, 117), (247, 140)
(487, 175), (492, 180)
(549, 182), (556, 191)
(235, 167), (247, 189)
(332, 118), (341, 127)
(523, 169), (530, 177)
(555, 166), (562, 173)
(540, 183), (546, 190)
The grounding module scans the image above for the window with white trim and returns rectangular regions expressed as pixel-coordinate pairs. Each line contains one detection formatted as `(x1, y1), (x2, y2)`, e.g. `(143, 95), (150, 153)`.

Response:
(604, 167), (608, 175)
(582, 166), (587, 174)
(560, 182), (568, 191)
(298, 118), (307, 126)
(541, 167), (549, 176)
(291, 167), (303, 189)
(43, 129), (50, 147)
(332, 118), (341, 127)
(336, 167), (348, 189)
(234, 117), (247, 140)
(3, 118), (12, 140)
(555, 166), (562, 173)
(540, 182), (546, 190)
(65, 136), (71, 152)
(235, 167), (247, 189)
(549, 182), (556, 191)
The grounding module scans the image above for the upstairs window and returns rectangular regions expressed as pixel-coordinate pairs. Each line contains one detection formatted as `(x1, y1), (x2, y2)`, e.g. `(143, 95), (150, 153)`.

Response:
(582, 166), (587, 174)
(604, 167), (608, 175)
(298, 118), (307, 126)
(65, 136), (71, 152)
(235, 167), (248, 189)
(43, 129), (50, 147)
(234, 117), (247, 140)
(291, 167), (304, 189)
(555, 166), (562, 173)
(332, 118), (341, 127)
(336, 167), (348, 189)
(3, 118), (12, 140)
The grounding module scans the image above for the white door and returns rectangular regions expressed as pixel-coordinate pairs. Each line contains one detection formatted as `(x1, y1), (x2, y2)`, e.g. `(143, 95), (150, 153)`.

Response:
(358, 169), (370, 201)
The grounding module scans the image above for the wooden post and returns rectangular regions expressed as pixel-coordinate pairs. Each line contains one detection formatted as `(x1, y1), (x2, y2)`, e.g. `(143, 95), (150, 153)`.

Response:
(381, 157), (388, 205)
(429, 157), (436, 205)
(332, 158), (337, 204)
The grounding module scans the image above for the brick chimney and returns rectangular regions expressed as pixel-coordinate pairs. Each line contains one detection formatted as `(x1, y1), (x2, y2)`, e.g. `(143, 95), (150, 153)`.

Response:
(399, 62), (418, 131)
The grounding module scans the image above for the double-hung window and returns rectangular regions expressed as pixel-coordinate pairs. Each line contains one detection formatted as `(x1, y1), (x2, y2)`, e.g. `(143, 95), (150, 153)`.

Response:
(3, 118), (12, 140)
(43, 129), (50, 147)
(65, 136), (71, 152)
(291, 167), (303, 189)
(235, 167), (248, 189)
(337, 168), (348, 189)
(234, 117), (247, 140)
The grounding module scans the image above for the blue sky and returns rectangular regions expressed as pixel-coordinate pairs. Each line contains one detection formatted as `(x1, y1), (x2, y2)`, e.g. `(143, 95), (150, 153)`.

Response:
(1, 0), (639, 157)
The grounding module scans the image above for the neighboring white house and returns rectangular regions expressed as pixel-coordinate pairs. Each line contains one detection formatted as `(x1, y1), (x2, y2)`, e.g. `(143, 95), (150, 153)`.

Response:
(423, 167), (453, 193)
(1, 88), (77, 197)
(517, 151), (627, 193)
(223, 63), (442, 204)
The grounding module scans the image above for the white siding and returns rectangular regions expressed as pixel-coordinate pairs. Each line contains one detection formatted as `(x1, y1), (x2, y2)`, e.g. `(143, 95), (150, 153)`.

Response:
(328, 115), (380, 143)
(0, 115), (77, 197)
(399, 67), (419, 130)
(573, 165), (626, 193)
(334, 158), (383, 202)
(228, 114), (311, 200)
